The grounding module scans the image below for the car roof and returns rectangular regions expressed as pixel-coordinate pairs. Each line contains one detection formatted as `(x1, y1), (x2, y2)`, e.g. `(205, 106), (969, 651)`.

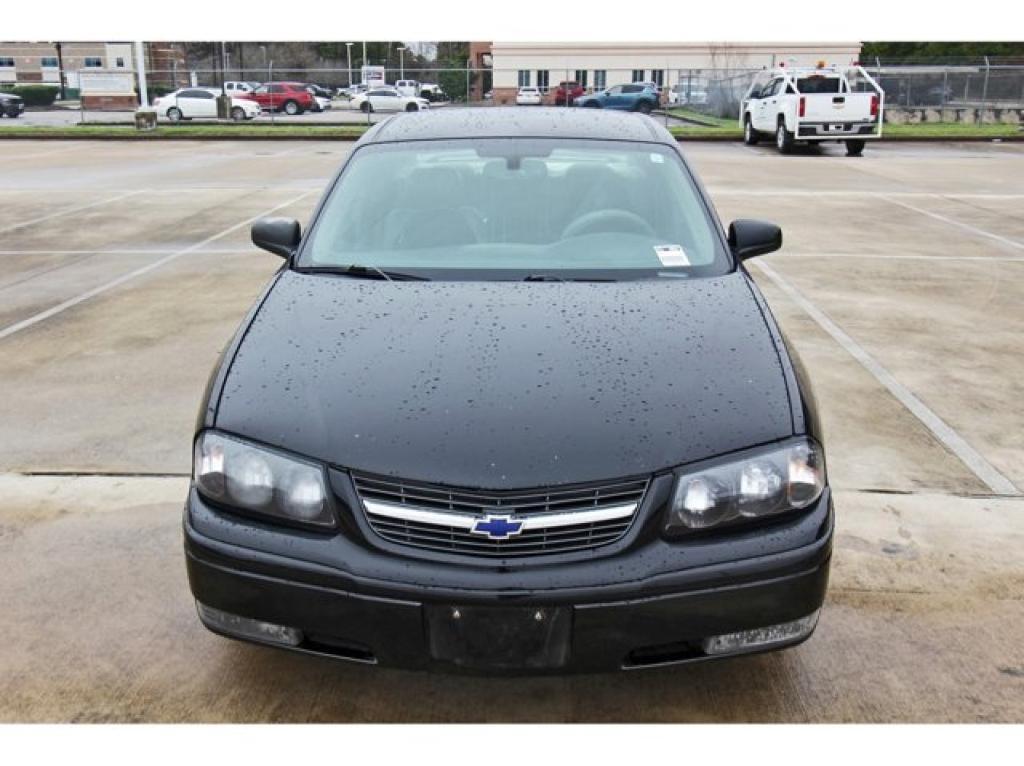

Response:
(363, 107), (673, 144)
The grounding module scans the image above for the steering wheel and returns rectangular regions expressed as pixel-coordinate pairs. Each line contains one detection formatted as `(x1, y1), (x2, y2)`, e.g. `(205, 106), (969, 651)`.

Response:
(561, 208), (655, 239)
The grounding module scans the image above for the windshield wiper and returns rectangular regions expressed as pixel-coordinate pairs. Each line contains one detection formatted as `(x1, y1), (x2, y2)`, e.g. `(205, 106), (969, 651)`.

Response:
(522, 274), (617, 283)
(307, 265), (431, 281)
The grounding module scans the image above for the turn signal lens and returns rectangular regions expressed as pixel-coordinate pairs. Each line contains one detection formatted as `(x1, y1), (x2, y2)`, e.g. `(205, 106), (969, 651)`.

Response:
(703, 610), (820, 656)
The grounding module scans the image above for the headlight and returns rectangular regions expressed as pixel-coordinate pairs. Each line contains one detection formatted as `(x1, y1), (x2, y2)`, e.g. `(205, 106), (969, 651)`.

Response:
(193, 431), (334, 528)
(664, 438), (824, 534)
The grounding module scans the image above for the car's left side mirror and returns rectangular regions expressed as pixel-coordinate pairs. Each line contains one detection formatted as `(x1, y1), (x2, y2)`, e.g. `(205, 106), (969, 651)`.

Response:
(252, 217), (301, 258)
(728, 219), (782, 261)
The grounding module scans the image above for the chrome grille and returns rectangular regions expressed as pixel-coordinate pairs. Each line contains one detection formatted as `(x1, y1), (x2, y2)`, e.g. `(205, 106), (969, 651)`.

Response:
(353, 473), (648, 557)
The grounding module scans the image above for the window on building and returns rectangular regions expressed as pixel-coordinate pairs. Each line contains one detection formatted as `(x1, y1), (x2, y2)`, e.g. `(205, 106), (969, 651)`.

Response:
(517, 70), (530, 87)
(84, 57), (102, 68)
(536, 70), (550, 91)
(631, 69), (644, 83)
(0, 57), (15, 68)
(650, 69), (664, 87)
(574, 70), (588, 88)
(40, 57), (58, 68)
(593, 70), (607, 90)
(115, 57), (125, 68)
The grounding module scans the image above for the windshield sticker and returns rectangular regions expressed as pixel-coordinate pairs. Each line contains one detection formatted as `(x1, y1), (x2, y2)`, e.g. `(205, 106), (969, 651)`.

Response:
(654, 244), (690, 267)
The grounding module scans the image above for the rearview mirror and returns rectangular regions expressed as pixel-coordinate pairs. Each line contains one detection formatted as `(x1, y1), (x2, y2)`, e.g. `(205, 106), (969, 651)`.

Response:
(252, 217), (301, 258)
(728, 219), (782, 261)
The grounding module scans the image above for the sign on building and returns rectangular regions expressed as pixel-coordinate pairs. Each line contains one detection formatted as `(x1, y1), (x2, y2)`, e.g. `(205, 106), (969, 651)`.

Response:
(79, 70), (135, 95)
(361, 65), (386, 87)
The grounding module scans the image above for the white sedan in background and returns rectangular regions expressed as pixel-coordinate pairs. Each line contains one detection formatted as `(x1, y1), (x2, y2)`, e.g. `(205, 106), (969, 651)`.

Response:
(516, 86), (542, 105)
(152, 88), (261, 121)
(349, 87), (430, 113)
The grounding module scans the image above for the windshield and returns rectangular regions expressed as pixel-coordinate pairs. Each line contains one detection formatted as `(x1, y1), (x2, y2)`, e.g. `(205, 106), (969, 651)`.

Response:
(299, 138), (729, 280)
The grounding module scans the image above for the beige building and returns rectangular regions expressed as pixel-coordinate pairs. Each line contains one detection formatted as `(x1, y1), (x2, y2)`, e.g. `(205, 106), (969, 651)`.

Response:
(0, 42), (134, 88)
(488, 41), (862, 103)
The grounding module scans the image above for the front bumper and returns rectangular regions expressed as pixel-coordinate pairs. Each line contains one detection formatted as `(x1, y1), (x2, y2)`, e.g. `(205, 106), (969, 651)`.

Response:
(185, 486), (833, 673)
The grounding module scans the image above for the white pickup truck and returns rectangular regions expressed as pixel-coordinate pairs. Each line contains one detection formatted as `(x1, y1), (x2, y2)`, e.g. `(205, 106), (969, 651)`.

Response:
(740, 64), (884, 155)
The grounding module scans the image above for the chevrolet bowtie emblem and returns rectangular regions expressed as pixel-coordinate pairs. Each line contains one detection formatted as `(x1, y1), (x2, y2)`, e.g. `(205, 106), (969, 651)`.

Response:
(470, 514), (524, 540)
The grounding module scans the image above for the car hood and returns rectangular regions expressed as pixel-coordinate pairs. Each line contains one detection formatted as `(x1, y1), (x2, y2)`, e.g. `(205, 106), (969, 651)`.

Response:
(215, 271), (793, 489)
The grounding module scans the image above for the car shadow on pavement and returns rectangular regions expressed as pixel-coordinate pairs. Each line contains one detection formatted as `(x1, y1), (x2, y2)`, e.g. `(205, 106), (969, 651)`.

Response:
(209, 638), (808, 723)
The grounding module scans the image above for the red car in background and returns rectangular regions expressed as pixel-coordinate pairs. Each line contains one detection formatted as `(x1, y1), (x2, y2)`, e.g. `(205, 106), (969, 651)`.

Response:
(553, 81), (585, 106)
(246, 82), (316, 115)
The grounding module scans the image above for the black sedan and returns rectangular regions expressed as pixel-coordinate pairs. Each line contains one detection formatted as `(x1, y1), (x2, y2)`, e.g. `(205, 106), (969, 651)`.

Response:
(0, 91), (25, 118)
(185, 108), (831, 673)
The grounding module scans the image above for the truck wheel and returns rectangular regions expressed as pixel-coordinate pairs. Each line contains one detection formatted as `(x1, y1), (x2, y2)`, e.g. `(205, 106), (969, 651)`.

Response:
(776, 120), (794, 154)
(845, 139), (866, 157)
(743, 115), (759, 145)
(283, 100), (299, 116)
(636, 100), (653, 115)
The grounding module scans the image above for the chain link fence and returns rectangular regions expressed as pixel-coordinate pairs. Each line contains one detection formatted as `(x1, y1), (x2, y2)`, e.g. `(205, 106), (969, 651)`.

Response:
(63, 61), (1024, 126)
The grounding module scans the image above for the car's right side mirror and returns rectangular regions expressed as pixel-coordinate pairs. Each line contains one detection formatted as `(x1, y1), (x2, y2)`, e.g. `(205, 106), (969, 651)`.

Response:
(728, 219), (782, 261)
(252, 217), (301, 258)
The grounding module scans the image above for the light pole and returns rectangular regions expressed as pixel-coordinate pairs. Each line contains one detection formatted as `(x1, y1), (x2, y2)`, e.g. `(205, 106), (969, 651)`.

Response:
(345, 43), (353, 86)
(398, 46), (406, 80)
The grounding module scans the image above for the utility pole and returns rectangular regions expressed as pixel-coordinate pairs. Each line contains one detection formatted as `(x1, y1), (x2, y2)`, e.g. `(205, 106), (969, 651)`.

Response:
(221, 42), (228, 95)
(55, 42), (66, 101)
(345, 42), (353, 86)
(398, 46), (406, 79)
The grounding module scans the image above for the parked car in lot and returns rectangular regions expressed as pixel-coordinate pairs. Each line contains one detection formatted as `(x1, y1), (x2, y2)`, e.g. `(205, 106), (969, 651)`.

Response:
(667, 83), (708, 106)
(636, 81), (665, 103)
(741, 64), (883, 155)
(337, 83), (368, 99)
(185, 107), (832, 673)
(152, 88), (260, 121)
(418, 83), (447, 102)
(349, 87), (430, 112)
(553, 80), (585, 105)
(245, 82), (317, 115)
(0, 91), (25, 118)
(224, 81), (257, 95)
(576, 83), (660, 113)
(516, 86), (542, 105)
(303, 84), (333, 112)
(395, 79), (419, 97)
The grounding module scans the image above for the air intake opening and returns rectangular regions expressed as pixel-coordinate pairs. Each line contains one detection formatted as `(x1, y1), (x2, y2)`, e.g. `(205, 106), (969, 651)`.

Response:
(303, 633), (377, 664)
(623, 639), (705, 668)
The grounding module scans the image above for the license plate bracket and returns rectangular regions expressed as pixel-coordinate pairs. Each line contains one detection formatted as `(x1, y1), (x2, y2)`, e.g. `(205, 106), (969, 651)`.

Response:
(425, 604), (572, 670)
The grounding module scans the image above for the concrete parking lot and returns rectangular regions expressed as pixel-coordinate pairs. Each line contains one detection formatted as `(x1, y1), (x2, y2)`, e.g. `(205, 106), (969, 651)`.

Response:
(0, 137), (1022, 722)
